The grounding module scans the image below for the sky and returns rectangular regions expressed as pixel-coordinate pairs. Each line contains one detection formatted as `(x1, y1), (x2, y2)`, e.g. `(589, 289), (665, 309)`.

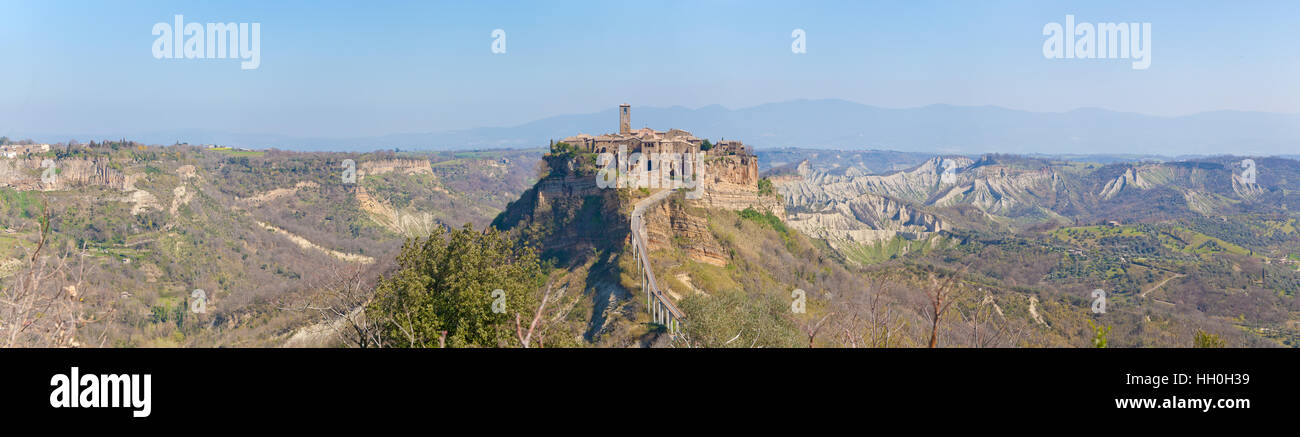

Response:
(1, 0), (1298, 140)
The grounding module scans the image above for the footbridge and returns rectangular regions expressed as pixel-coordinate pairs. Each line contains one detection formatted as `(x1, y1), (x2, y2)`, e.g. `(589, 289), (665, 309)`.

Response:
(629, 188), (686, 337)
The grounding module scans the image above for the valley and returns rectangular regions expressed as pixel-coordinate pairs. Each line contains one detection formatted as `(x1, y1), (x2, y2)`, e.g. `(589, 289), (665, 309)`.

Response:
(0, 142), (542, 347)
(2, 139), (1297, 348)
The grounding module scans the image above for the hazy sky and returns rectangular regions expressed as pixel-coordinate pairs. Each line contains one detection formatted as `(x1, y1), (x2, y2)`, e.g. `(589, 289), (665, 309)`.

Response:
(2, 0), (1298, 138)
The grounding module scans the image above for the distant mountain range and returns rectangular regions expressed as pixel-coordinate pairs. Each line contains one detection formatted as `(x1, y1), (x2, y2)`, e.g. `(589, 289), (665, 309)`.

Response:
(14, 99), (1300, 155)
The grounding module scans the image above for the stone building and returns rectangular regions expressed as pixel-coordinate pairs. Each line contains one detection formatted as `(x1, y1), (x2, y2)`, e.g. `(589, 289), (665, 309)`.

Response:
(0, 143), (50, 159)
(557, 104), (754, 176)
(712, 140), (747, 155)
(559, 104), (713, 157)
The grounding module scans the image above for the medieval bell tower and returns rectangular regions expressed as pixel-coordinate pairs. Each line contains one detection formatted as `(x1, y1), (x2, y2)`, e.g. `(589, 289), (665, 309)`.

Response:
(619, 103), (631, 135)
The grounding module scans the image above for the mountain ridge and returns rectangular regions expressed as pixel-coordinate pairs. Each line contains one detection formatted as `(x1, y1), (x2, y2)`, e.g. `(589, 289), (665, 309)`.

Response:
(11, 99), (1299, 155)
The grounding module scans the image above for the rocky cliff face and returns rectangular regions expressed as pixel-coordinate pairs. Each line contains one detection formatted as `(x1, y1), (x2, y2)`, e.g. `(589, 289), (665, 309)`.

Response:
(779, 157), (952, 250)
(1098, 167), (1151, 200)
(779, 155), (1300, 245)
(644, 196), (728, 266)
(784, 192), (946, 252)
(492, 161), (629, 261)
(703, 154), (759, 187)
(692, 154), (784, 219)
(358, 159), (433, 178)
(496, 152), (781, 268)
(784, 157), (971, 207)
(777, 156), (1080, 257)
(782, 155), (1085, 220)
(355, 185), (439, 237)
(0, 158), (129, 191)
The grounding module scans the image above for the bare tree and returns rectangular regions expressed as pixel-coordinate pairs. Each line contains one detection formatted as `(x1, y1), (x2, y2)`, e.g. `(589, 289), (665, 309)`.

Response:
(514, 284), (557, 348)
(920, 266), (968, 348)
(831, 279), (906, 348)
(282, 265), (383, 348)
(0, 200), (97, 347)
(801, 311), (834, 348)
(863, 281), (907, 348)
(956, 289), (1022, 348)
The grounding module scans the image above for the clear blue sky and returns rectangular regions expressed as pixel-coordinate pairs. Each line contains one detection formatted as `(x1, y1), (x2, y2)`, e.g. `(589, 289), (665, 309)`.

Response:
(2, 0), (1297, 138)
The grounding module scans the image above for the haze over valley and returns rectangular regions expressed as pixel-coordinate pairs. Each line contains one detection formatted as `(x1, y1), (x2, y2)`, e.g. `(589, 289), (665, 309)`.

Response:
(12, 100), (1300, 156)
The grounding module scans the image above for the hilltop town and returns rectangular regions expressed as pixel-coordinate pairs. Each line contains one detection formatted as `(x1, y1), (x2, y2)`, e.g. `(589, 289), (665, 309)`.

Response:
(549, 104), (775, 216)
(561, 104), (748, 157)
(0, 142), (51, 159)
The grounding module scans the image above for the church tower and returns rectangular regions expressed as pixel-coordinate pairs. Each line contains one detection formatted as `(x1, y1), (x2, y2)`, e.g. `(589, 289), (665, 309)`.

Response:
(619, 103), (631, 135)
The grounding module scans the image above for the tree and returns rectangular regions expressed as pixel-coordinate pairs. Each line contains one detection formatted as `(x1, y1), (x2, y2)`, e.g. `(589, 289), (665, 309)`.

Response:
(1089, 319), (1111, 348)
(282, 265), (384, 348)
(678, 290), (802, 348)
(549, 141), (575, 156)
(0, 199), (99, 347)
(921, 267), (967, 348)
(827, 279), (907, 348)
(757, 177), (775, 196)
(365, 224), (547, 347)
(957, 290), (1021, 348)
(1193, 329), (1225, 348)
(700, 139), (713, 152)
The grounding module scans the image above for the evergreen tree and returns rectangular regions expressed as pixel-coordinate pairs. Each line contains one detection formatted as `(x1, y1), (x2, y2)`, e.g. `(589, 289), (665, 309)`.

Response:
(366, 224), (546, 347)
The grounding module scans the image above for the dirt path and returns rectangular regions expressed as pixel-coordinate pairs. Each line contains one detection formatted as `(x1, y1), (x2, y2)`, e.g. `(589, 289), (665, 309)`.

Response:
(257, 221), (375, 264)
(241, 181), (319, 205)
(1028, 296), (1046, 326)
(283, 306), (366, 347)
(1140, 273), (1185, 298)
(674, 272), (706, 297)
